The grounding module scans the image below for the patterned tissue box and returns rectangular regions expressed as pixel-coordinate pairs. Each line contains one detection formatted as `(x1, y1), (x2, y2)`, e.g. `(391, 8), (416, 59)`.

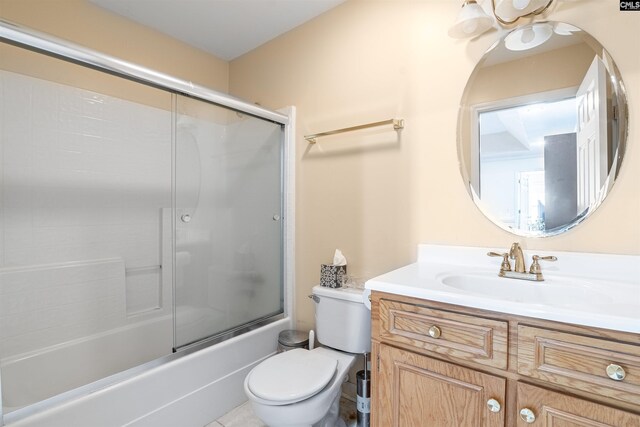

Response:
(320, 264), (347, 288)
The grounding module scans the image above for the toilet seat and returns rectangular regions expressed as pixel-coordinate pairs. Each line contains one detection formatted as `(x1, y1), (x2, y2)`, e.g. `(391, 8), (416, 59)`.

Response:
(247, 348), (337, 405)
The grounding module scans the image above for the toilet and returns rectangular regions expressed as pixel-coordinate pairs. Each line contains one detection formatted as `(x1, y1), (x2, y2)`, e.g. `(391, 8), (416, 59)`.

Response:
(244, 285), (371, 427)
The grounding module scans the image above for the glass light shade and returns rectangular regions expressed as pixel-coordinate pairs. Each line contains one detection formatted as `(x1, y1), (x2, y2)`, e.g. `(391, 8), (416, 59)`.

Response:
(495, 0), (549, 21)
(504, 22), (553, 51)
(448, 1), (494, 39)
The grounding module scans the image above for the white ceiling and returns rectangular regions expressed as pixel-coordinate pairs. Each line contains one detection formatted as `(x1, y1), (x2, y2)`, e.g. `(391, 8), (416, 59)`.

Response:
(480, 97), (578, 157)
(90, 0), (346, 61)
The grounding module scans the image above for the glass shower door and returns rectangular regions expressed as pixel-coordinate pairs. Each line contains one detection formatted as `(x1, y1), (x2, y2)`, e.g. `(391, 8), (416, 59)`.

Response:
(174, 95), (284, 348)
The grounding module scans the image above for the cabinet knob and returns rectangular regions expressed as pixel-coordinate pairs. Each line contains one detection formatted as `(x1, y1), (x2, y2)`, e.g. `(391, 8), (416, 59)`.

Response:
(486, 398), (501, 413)
(181, 214), (191, 223)
(428, 325), (441, 339)
(519, 408), (536, 423)
(606, 364), (626, 381)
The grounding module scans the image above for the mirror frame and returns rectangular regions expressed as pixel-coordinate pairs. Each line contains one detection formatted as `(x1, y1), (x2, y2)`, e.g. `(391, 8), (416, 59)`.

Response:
(456, 21), (629, 238)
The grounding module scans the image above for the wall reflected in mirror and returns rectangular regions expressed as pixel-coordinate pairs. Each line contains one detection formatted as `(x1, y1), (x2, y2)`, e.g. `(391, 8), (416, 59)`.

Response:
(458, 21), (627, 237)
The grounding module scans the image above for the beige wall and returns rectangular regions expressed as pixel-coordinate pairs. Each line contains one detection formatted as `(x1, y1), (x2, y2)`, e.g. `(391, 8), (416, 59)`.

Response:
(0, 0), (229, 92)
(468, 43), (594, 104)
(229, 0), (640, 331)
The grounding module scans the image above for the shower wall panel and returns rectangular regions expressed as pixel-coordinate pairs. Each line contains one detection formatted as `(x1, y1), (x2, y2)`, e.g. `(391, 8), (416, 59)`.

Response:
(0, 69), (174, 411)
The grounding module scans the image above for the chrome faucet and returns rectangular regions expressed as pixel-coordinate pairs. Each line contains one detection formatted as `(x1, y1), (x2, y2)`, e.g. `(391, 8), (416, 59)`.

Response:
(488, 243), (557, 281)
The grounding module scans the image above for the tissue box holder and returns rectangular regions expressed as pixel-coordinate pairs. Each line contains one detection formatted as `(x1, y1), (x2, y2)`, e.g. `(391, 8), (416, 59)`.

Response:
(320, 264), (347, 288)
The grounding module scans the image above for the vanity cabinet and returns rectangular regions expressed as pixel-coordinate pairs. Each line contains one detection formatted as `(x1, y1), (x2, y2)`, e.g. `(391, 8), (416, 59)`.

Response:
(371, 292), (640, 427)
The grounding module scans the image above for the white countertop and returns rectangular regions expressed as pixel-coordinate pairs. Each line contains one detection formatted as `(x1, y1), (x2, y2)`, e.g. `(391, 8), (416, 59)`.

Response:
(365, 245), (640, 334)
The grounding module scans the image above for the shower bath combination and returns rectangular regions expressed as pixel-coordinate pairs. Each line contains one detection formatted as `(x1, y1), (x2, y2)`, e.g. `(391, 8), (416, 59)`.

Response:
(0, 19), (295, 426)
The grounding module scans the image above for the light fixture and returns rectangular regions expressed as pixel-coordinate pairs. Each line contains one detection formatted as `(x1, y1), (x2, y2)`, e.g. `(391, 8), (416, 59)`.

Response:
(448, 0), (494, 39)
(449, 0), (554, 39)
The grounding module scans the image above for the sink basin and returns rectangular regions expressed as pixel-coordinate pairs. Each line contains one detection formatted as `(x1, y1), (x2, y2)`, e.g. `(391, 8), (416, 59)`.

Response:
(438, 272), (614, 307)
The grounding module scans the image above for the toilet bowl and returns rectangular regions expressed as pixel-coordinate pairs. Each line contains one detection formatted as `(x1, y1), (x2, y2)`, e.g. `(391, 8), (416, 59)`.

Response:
(244, 347), (355, 427)
(244, 285), (371, 427)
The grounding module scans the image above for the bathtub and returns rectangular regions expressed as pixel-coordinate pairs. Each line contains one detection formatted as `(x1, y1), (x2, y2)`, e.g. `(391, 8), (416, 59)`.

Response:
(4, 318), (291, 427)
(2, 314), (174, 413)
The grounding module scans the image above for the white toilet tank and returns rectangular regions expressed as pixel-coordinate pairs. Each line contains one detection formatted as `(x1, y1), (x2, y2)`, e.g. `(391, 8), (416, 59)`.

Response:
(312, 285), (371, 354)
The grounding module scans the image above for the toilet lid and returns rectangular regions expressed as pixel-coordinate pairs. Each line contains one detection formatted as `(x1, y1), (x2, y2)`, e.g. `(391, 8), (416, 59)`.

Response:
(247, 348), (337, 404)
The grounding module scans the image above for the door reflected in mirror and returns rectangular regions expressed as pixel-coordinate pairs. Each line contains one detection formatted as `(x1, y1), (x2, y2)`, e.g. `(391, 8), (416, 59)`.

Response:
(458, 22), (627, 237)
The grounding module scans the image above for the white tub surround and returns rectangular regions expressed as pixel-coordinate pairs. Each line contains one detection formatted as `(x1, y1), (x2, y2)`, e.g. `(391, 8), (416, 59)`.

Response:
(366, 245), (640, 334)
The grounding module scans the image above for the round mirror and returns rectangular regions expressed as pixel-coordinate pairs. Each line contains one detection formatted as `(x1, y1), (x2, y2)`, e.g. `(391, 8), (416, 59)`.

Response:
(457, 21), (628, 237)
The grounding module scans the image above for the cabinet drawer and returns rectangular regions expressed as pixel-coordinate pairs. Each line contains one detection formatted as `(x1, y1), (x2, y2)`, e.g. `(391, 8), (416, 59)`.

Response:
(378, 298), (508, 369)
(518, 325), (640, 405)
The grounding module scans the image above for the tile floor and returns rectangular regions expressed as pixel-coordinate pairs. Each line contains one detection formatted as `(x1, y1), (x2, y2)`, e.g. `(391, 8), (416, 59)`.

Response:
(205, 396), (358, 427)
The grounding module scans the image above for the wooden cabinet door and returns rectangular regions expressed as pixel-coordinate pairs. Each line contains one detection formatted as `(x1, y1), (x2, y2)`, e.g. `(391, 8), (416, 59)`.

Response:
(375, 343), (505, 427)
(516, 382), (640, 426)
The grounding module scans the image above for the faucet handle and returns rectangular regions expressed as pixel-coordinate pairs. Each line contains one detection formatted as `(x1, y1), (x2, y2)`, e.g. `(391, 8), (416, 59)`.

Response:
(529, 255), (557, 274)
(487, 252), (511, 273)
